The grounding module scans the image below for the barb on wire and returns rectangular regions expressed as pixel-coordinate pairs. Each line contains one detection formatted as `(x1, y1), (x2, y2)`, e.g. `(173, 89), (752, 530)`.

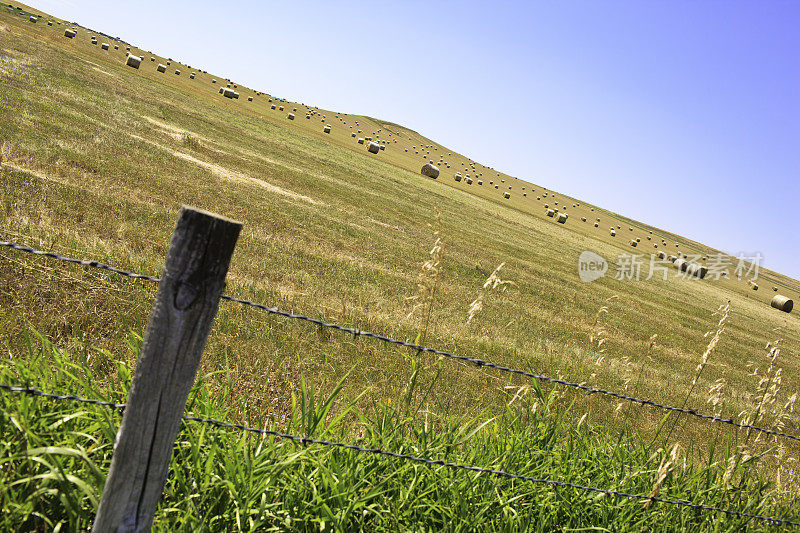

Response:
(2, 239), (800, 444)
(0, 241), (160, 282)
(0, 383), (797, 527)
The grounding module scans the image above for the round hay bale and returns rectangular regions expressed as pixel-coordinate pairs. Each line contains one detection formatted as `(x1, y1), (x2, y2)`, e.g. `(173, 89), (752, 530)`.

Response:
(453, 171), (462, 182)
(189, 73), (195, 79)
(610, 230), (616, 236)
(658, 251), (667, 259)
(279, 106), (284, 111)
(546, 209), (555, 217)
(125, 54), (142, 69)
(287, 113), (295, 120)
(324, 125), (331, 133)
(271, 104), (276, 109)
(114, 44), (119, 50)
(421, 164), (440, 178)
(379, 144), (385, 150)
(367, 142), (380, 154)
(751, 283), (758, 291)
(358, 138), (365, 144)
(630, 240), (637, 247)
(222, 87), (237, 98)
(157, 63), (167, 73)
(351, 132), (356, 138)
(771, 295), (793, 313)
(64, 28), (76, 38)
(248, 96), (253, 101)
(557, 212), (568, 223)
(504, 192), (511, 199)
(101, 42), (109, 50)
(594, 222), (599, 227)
(478, 180), (483, 185)
(29, 15), (37, 22)
(175, 70), (181, 75)
(581, 217), (587, 222)
(466, 177), (473, 185)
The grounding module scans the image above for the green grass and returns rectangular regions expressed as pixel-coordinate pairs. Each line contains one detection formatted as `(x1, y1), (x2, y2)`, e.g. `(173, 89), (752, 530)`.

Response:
(1, 1), (800, 529)
(1, 332), (797, 531)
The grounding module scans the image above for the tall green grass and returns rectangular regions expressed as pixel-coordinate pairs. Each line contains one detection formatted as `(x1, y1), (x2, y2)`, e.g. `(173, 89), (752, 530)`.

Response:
(1, 330), (797, 531)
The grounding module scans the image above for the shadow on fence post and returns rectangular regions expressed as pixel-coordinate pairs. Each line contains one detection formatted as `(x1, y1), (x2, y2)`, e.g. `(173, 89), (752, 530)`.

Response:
(92, 206), (241, 532)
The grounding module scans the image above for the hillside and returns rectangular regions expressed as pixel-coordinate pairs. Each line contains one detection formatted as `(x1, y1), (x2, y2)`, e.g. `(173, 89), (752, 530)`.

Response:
(1, 2), (799, 530)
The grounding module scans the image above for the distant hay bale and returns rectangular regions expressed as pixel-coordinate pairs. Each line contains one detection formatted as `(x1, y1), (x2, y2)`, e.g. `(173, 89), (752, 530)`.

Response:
(610, 230), (616, 236)
(630, 240), (637, 247)
(751, 282), (758, 291)
(271, 104), (276, 109)
(466, 177), (473, 185)
(351, 132), (356, 138)
(635, 238), (640, 242)
(358, 138), (365, 144)
(287, 113), (295, 120)
(504, 192), (511, 199)
(379, 144), (385, 150)
(658, 251), (667, 259)
(189, 73), (195, 79)
(64, 28), (76, 38)
(29, 15), (36, 22)
(674, 258), (688, 272)
(771, 295), (793, 313)
(175, 70), (180, 75)
(557, 213), (568, 223)
(114, 44), (119, 50)
(546, 209), (555, 217)
(773, 286), (778, 292)
(367, 142), (380, 154)
(581, 217), (586, 222)
(248, 96), (253, 101)
(157, 63), (167, 73)
(324, 125), (331, 133)
(454, 172), (462, 181)
(222, 87), (236, 98)
(668, 255), (677, 262)
(478, 180), (483, 185)
(125, 54), (141, 69)
(279, 106), (284, 111)
(101, 43), (109, 50)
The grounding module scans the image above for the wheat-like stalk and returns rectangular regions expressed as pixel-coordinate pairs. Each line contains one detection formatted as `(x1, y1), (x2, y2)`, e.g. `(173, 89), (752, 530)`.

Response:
(466, 262), (516, 323)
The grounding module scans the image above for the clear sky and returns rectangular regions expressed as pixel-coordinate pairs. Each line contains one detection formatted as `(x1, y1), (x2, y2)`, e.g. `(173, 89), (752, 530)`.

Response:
(31, 0), (800, 279)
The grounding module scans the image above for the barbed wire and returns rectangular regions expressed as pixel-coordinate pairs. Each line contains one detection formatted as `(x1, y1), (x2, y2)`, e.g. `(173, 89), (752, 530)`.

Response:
(2, 239), (799, 444)
(1, 383), (797, 527)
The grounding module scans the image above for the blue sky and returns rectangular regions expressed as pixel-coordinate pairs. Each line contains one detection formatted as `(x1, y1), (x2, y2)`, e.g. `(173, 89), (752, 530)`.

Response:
(32, 0), (800, 278)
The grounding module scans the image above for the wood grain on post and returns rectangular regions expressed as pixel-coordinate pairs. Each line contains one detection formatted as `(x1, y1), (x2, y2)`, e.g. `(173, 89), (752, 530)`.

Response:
(93, 206), (241, 533)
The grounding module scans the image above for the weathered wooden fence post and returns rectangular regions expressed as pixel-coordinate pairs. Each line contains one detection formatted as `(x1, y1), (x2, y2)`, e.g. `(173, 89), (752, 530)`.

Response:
(93, 206), (241, 532)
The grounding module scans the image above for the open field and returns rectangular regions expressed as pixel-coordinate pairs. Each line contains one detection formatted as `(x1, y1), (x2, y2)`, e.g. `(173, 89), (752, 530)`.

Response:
(1, 2), (799, 529)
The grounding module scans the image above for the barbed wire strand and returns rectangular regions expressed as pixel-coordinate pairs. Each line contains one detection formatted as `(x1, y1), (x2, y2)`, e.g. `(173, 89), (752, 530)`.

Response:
(2, 239), (799, 445)
(0, 383), (797, 527)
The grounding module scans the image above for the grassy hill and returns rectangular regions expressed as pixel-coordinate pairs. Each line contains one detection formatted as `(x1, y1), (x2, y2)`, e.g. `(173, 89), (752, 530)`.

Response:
(1, 2), (799, 529)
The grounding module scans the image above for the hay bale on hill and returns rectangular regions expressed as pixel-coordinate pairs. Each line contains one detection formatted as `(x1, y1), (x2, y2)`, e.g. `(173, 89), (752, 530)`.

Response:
(175, 70), (181, 75)
(546, 209), (555, 217)
(379, 144), (385, 150)
(610, 230), (616, 236)
(114, 44), (119, 50)
(581, 217), (586, 222)
(594, 222), (599, 227)
(101, 42), (109, 50)
(478, 180), (483, 185)
(454, 172), (462, 181)
(504, 192), (511, 199)
(771, 295), (793, 313)
(658, 251), (667, 259)
(751, 282), (758, 291)
(351, 132), (356, 138)
(324, 125), (331, 133)
(64, 28), (76, 38)
(222, 87), (236, 98)
(358, 138), (365, 144)
(367, 142), (380, 154)
(125, 54), (141, 69)
(189, 73), (195, 79)
(630, 240), (637, 247)
(271, 104), (276, 109)
(279, 106), (284, 111)
(287, 113), (295, 120)
(248, 96), (253, 101)
(557, 213), (568, 223)
(29, 15), (37, 22)
(157, 63), (167, 73)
